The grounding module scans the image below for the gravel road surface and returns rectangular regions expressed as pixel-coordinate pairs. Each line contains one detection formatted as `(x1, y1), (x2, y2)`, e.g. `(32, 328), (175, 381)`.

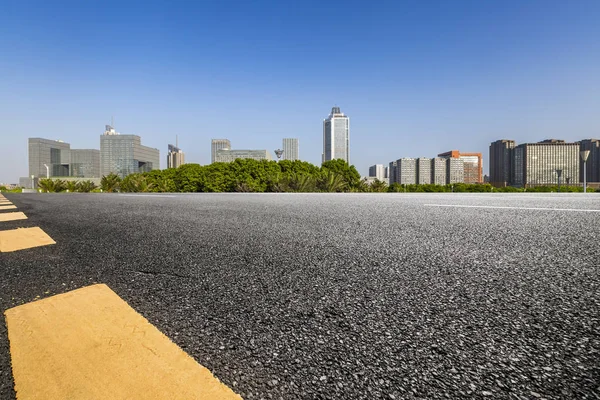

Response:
(1, 193), (599, 399)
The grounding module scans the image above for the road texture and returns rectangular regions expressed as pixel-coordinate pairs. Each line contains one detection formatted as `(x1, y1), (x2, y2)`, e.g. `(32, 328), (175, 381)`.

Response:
(1, 193), (599, 399)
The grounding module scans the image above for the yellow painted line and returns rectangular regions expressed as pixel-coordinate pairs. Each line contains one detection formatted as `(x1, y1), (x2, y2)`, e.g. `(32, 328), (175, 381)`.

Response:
(4, 284), (242, 400)
(0, 227), (56, 252)
(0, 212), (28, 222)
(0, 205), (17, 210)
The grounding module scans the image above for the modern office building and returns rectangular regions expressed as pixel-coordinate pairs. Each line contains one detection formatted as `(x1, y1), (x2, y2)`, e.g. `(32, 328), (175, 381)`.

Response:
(388, 161), (397, 185)
(446, 158), (465, 184)
(323, 106), (350, 164)
(214, 149), (272, 163)
(513, 140), (580, 187)
(282, 138), (299, 161)
(167, 144), (185, 169)
(368, 164), (386, 181)
(416, 158), (431, 184)
(100, 125), (160, 178)
(28, 138), (100, 179)
(438, 150), (483, 184)
(211, 139), (231, 163)
(431, 157), (447, 185)
(580, 139), (600, 183)
(489, 140), (516, 187)
(396, 158), (417, 185)
(70, 149), (100, 178)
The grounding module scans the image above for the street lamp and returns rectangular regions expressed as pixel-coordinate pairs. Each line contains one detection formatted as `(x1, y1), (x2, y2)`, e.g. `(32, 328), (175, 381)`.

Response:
(30, 175), (34, 189)
(555, 169), (563, 192)
(581, 150), (590, 193)
(43, 164), (49, 179)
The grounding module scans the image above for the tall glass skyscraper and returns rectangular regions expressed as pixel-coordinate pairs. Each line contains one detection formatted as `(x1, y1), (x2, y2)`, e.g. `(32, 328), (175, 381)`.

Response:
(322, 107), (349, 164)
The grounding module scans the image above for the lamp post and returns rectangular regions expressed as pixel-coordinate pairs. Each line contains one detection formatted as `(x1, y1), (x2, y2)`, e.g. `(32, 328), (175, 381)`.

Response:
(43, 164), (49, 179)
(555, 169), (562, 192)
(581, 150), (590, 193)
(30, 175), (34, 189)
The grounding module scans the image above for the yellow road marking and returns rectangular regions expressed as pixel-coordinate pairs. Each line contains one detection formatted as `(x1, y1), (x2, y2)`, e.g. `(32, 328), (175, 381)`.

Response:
(0, 205), (17, 210)
(0, 212), (28, 222)
(4, 284), (242, 400)
(0, 227), (56, 252)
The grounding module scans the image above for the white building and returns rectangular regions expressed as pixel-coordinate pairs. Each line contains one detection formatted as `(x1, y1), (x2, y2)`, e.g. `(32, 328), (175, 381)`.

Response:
(322, 106), (349, 164)
(368, 164), (386, 181)
(282, 138), (299, 161)
(416, 158), (431, 184)
(211, 139), (231, 163)
(214, 149), (272, 163)
(431, 157), (447, 185)
(397, 158), (417, 184)
(167, 144), (185, 169)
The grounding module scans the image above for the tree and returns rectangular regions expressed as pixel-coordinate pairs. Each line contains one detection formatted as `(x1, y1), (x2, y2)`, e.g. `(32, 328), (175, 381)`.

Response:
(370, 179), (388, 193)
(318, 171), (346, 192)
(66, 181), (78, 193)
(101, 173), (121, 193)
(321, 159), (361, 189)
(38, 179), (54, 193)
(77, 180), (97, 193)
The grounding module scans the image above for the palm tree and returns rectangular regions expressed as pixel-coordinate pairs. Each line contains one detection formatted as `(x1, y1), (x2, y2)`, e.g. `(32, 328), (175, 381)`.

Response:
(101, 173), (121, 193)
(319, 171), (346, 192)
(66, 181), (78, 193)
(77, 180), (97, 193)
(38, 179), (54, 193)
(370, 179), (388, 193)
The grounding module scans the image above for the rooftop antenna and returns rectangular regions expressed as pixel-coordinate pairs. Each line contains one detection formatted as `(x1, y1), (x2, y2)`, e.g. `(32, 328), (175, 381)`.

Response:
(176, 135), (178, 148)
(111, 116), (114, 129)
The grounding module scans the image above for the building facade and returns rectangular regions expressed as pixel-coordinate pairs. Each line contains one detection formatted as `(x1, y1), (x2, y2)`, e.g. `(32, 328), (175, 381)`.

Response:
(214, 149), (272, 163)
(416, 158), (431, 184)
(396, 158), (417, 184)
(446, 158), (465, 184)
(211, 139), (231, 163)
(368, 164), (386, 181)
(167, 144), (185, 169)
(70, 149), (100, 178)
(323, 106), (349, 164)
(489, 140), (515, 187)
(431, 157), (447, 185)
(388, 161), (397, 185)
(28, 138), (99, 179)
(580, 139), (600, 183)
(513, 140), (580, 187)
(438, 150), (483, 184)
(100, 126), (160, 178)
(282, 138), (299, 161)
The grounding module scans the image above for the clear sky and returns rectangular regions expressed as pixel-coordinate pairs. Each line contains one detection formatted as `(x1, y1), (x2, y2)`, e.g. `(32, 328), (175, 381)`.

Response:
(1, 0), (599, 183)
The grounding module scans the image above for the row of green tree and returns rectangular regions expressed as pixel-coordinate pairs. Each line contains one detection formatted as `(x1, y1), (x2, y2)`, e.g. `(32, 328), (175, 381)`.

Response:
(31, 158), (595, 193)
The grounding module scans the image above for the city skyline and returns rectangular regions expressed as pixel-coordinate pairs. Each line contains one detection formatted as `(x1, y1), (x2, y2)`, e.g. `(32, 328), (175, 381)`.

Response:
(1, 1), (600, 183)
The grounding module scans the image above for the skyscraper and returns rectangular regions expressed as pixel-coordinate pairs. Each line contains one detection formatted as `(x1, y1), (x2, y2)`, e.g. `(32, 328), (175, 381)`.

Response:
(446, 158), (465, 184)
(211, 139), (231, 163)
(100, 125), (160, 178)
(322, 106), (349, 164)
(430, 157), (447, 185)
(489, 140), (515, 187)
(282, 138), (299, 161)
(396, 158), (417, 184)
(416, 158), (431, 184)
(167, 144), (185, 169)
(368, 164), (386, 181)
(438, 150), (483, 184)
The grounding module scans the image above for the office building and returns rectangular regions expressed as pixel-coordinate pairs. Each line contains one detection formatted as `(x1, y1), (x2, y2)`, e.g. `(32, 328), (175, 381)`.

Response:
(388, 161), (397, 185)
(446, 158), (464, 184)
(211, 139), (231, 163)
(100, 125), (160, 178)
(323, 106), (350, 164)
(28, 138), (100, 179)
(282, 138), (299, 161)
(416, 158), (431, 184)
(167, 144), (185, 169)
(368, 164), (386, 181)
(438, 150), (483, 184)
(513, 140), (579, 187)
(70, 149), (100, 178)
(431, 157), (447, 185)
(489, 140), (516, 187)
(214, 149), (272, 163)
(580, 139), (600, 183)
(396, 158), (417, 184)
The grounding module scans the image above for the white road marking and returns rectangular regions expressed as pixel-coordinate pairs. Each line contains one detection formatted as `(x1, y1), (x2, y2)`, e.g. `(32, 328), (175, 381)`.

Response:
(424, 204), (600, 212)
(118, 194), (176, 198)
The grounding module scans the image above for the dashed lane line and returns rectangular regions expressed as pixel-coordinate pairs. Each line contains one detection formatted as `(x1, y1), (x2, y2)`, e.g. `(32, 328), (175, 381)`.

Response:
(0, 212), (28, 222)
(0, 227), (56, 252)
(4, 284), (242, 400)
(424, 204), (600, 212)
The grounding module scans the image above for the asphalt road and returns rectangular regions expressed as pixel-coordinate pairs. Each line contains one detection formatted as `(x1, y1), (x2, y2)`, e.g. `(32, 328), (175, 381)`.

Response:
(1, 193), (599, 399)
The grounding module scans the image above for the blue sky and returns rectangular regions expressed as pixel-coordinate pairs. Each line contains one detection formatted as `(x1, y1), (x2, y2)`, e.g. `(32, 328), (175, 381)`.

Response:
(1, 0), (599, 183)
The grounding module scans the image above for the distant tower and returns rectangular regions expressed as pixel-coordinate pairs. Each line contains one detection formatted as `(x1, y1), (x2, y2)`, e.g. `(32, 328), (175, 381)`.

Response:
(274, 149), (284, 160)
(282, 138), (299, 161)
(322, 106), (349, 164)
(167, 139), (185, 169)
(211, 139), (231, 163)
